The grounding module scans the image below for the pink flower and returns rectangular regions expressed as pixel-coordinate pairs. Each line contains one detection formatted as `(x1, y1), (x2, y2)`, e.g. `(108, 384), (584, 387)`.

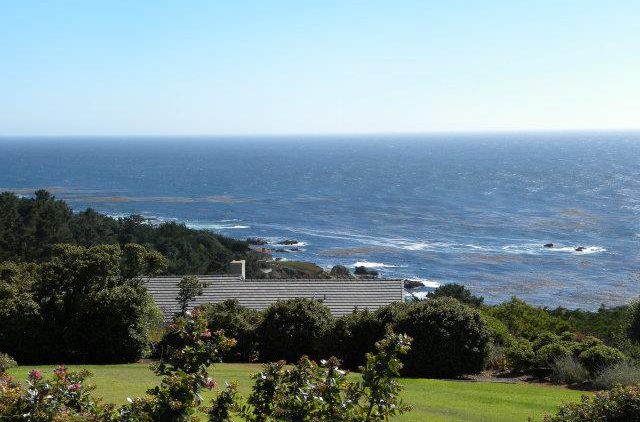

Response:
(201, 329), (212, 339)
(68, 383), (81, 392)
(29, 370), (42, 381)
(54, 365), (66, 376)
(205, 378), (217, 390)
(192, 307), (201, 318)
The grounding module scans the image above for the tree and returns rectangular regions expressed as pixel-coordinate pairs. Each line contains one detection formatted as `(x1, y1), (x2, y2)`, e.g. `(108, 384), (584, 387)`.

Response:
(257, 299), (334, 362)
(0, 243), (167, 363)
(427, 283), (484, 307)
(394, 297), (490, 377)
(177, 275), (203, 315)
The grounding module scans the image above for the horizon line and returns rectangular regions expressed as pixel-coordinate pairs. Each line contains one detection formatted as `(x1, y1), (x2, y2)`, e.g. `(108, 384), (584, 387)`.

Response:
(1, 127), (640, 139)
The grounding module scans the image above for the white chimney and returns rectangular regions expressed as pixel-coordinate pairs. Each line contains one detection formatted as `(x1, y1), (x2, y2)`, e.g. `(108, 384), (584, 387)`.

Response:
(229, 260), (246, 279)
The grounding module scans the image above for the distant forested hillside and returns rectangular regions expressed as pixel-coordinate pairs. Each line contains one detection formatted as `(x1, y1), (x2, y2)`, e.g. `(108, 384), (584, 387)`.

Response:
(0, 190), (260, 276)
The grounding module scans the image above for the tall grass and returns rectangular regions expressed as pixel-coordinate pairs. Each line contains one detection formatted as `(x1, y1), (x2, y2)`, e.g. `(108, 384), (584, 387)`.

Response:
(592, 360), (640, 390)
(549, 356), (589, 385)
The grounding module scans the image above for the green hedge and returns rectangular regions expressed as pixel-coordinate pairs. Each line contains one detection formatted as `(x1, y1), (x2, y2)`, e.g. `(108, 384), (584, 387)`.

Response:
(395, 297), (490, 377)
(257, 298), (334, 362)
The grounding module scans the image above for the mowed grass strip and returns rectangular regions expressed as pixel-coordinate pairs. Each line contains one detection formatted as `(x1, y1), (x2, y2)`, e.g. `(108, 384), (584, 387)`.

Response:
(8, 363), (586, 422)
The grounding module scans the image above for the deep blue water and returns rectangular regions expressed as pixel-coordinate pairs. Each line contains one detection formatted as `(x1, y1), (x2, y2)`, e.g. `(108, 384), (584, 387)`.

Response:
(1, 133), (639, 309)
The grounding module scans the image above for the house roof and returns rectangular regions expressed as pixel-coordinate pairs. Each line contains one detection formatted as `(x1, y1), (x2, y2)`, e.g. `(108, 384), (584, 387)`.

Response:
(145, 276), (404, 320)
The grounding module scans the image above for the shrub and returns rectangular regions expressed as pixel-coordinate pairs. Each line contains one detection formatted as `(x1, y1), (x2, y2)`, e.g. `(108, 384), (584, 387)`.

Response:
(0, 307), (236, 421)
(571, 336), (604, 355)
(540, 385), (640, 421)
(375, 302), (410, 328)
(627, 300), (640, 343)
(0, 244), (167, 364)
(0, 352), (16, 373)
(592, 360), (640, 390)
(505, 338), (536, 372)
(394, 297), (489, 377)
(485, 344), (509, 371)
(427, 283), (484, 306)
(209, 333), (413, 422)
(532, 332), (562, 351)
(326, 309), (386, 369)
(202, 299), (262, 362)
(549, 355), (590, 385)
(482, 314), (515, 347)
(0, 365), (113, 420)
(485, 297), (570, 340)
(578, 345), (626, 374)
(535, 343), (572, 367)
(257, 298), (334, 362)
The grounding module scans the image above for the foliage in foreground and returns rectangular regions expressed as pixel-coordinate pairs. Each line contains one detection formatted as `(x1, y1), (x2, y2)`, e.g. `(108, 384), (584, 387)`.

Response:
(539, 384), (640, 422)
(208, 333), (412, 422)
(0, 243), (165, 364)
(0, 309), (412, 422)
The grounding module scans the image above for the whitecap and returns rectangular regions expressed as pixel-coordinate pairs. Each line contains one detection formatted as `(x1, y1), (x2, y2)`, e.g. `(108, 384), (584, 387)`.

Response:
(404, 278), (441, 288)
(186, 222), (250, 230)
(501, 243), (606, 255)
(353, 261), (398, 268)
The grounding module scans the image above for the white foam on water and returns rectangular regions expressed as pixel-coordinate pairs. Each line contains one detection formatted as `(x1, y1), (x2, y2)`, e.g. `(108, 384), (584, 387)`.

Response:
(404, 278), (441, 288)
(353, 261), (398, 268)
(501, 243), (606, 255)
(186, 222), (250, 230)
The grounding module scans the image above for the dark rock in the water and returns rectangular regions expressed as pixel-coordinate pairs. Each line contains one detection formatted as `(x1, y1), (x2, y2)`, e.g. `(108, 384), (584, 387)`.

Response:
(329, 265), (354, 279)
(575, 246), (585, 252)
(247, 237), (268, 245)
(544, 243), (554, 248)
(278, 239), (299, 245)
(354, 266), (379, 278)
(288, 247), (301, 252)
(404, 279), (424, 289)
(274, 248), (289, 253)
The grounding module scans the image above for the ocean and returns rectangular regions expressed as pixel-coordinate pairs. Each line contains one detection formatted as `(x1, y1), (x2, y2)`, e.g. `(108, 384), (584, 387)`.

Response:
(1, 132), (639, 309)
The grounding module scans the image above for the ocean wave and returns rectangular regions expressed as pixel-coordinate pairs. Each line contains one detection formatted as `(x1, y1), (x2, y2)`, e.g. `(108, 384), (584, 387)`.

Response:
(353, 261), (398, 268)
(501, 243), (606, 255)
(404, 278), (441, 288)
(186, 222), (250, 230)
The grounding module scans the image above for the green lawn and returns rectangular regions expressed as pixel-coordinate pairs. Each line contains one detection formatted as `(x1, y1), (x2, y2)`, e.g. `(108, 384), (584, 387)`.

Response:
(8, 363), (586, 421)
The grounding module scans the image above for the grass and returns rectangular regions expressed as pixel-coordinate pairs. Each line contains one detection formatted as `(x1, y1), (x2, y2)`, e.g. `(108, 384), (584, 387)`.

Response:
(275, 260), (327, 276)
(8, 363), (586, 421)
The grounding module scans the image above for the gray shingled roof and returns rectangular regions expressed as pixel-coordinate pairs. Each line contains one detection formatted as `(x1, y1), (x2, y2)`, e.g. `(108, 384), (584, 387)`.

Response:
(145, 276), (404, 320)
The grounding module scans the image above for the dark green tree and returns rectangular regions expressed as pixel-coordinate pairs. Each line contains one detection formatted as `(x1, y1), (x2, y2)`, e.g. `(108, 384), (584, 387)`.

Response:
(177, 275), (204, 315)
(427, 283), (484, 307)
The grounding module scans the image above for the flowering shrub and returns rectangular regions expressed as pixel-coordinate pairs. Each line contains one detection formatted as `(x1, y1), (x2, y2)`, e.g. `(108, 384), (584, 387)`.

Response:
(1, 307), (234, 422)
(118, 307), (235, 421)
(539, 384), (640, 421)
(0, 352), (17, 373)
(0, 365), (112, 421)
(2, 311), (410, 422)
(208, 332), (412, 422)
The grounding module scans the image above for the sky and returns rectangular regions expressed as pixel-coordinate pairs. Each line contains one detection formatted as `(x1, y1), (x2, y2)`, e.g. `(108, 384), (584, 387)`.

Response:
(1, 1), (639, 136)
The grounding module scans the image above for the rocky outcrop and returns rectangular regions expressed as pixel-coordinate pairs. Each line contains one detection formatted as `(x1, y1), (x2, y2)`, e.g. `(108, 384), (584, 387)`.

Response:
(354, 266), (379, 279)
(544, 243), (554, 248)
(247, 237), (268, 245)
(277, 239), (300, 245)
(329, 265), (354, 279)
(403, 279), (424, 289)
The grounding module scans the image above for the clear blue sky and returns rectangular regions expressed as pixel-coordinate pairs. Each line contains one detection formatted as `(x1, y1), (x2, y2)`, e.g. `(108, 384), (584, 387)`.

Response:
(1, 1), (639, 136)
